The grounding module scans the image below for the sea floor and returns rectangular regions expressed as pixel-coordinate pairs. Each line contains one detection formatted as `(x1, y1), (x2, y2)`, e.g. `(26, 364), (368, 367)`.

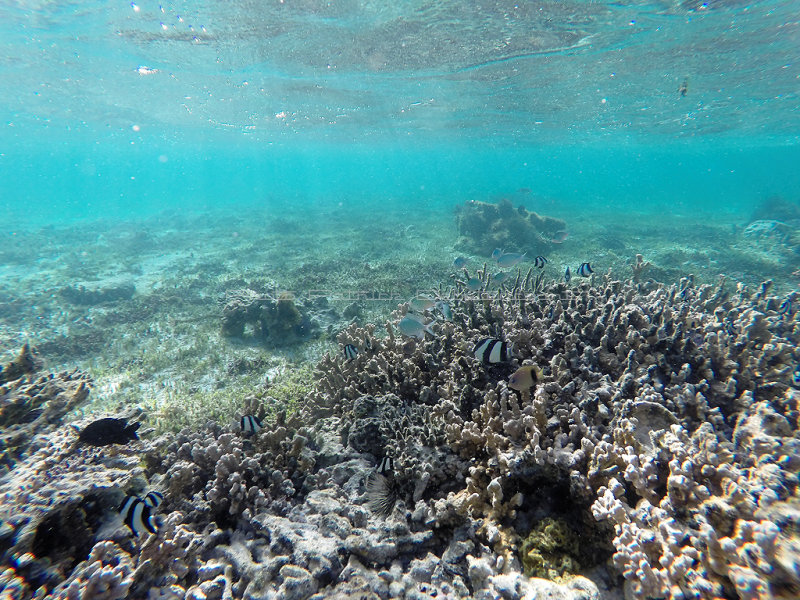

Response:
(1, 198), (797, 430)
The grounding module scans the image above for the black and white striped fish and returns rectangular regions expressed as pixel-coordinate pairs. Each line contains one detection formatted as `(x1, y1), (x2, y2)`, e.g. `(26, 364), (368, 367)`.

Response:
(240, 415), (262, 434)
(144, 491), (164, 508)
(377, 456), (394, 476)
(564, 266), (571, 282)
(473, 338), (512, 364)
(343, 343), (359, 360)
(119, 495), (157, 537)
(534, 256), (547, 268)
(577, 262), (594, 277)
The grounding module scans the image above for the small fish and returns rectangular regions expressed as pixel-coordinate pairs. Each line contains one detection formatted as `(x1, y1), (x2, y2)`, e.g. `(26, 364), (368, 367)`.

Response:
(678, 78), (688, 97)
(793, 368), (800, 387)
(778, 299), (792, 316)
(409, 295), (435, 312)
(119, 495), (157, 537)
(364, 336), (373, 351)
(491, 248), (504, 261)
(497, 252), (526, 268)
(404, 311), (429, 325)
(473, 338), (512, 364)
(78, 418), (140, 447)
(577, 262), (594, 277)
(144, 491), (164, 508)
(240, 415), (263, 434)
(550, 230), (569, 244)
(434, 300), (452, 321)
(398, 315), (434, 339)
(492, 272), (511, 285)
(534, 256), (547, 268)
(509, 365), (541, 391)
(466, 278), (483, 291)
(564, 266), (571, 282)
(343, 343), (359, 360)
(453, 257), (467, 269)
(377, 456), (394, 476)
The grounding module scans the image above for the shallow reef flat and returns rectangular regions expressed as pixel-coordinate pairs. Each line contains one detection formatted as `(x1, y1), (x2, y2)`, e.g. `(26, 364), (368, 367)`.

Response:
(1, 265), (799, 599)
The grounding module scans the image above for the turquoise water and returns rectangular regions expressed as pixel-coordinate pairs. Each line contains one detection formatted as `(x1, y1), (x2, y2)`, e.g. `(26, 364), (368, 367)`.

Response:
(2, 0), (799, 227)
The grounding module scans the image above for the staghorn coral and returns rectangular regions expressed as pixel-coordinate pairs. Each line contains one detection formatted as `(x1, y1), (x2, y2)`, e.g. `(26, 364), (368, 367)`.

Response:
(3, 272), (799, 600)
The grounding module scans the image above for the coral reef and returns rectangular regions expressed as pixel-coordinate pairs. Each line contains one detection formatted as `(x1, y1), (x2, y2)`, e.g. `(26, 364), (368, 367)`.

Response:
(455, 198), (567, 255)
(219, 289), (318, 344)
(2, 270), (799, 600)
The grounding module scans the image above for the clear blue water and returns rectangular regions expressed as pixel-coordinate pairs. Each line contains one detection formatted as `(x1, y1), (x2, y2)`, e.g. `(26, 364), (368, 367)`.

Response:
(2, 0), (799, 228)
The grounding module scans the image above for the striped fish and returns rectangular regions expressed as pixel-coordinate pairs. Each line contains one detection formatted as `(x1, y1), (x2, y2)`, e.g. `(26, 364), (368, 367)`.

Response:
(534, 256), (547, 268)
(377, 456), (394, 476)
(240, 415), (263, 434)
(119, 495), (157, 537)
(144, 491), (164, 508)
(343, 343), (359, 360)
(564, 266), (571, 283)
(577, 262), (594, 277)
(473, 338), (512, 364)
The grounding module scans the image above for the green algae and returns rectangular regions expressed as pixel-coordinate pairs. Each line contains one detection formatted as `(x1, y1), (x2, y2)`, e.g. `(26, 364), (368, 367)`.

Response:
(520, 517), (582, 580)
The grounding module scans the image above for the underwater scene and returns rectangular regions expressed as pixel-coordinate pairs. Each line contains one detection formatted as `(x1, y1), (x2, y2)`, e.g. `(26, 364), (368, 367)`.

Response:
(1, 1), (800, 599)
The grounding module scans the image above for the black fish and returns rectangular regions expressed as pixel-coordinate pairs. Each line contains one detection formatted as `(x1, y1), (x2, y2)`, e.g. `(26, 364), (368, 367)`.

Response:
(534, 256), (547, 268)
(78, 418), (140, 446)
(240, 415), (262, 434)
(778, 299), (792, 316)
(793, 368), (800, 387)
(119, 495), (157, 537)
(564, 266), (571, 283)
(343, 343), (359, 360)
(577, 262), (594, 277)
(473, 338), (512, 364)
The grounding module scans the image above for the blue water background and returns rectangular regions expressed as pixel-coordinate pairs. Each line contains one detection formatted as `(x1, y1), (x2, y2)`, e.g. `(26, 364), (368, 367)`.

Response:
(2, 0), (799, 229)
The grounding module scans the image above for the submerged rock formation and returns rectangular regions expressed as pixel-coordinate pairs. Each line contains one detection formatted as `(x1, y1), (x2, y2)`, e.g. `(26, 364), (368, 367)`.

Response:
(455, 198), (567, 256)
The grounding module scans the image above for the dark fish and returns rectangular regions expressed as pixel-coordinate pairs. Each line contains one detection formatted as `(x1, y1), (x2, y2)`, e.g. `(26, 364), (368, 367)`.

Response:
(577, 262), (594, 277)
(564, 266), (571, 283)
(343, 343), (359, 360)
(119, 495), (157, 537)
(78, 418), (140, 447)
(364, 336), (373, 351)
(550, 230), (569, 244)
(453, 257), (467, 269)
(473, 338), (512, 364)
(793, 368), (800, 387)
(778, 299), (792, 316)
(679, 78), (688, 97)
(144, 491), (164, 508)
(377, 456), (394, 476)
(240, 415), (262, 434)
(534, 256), (547, 268)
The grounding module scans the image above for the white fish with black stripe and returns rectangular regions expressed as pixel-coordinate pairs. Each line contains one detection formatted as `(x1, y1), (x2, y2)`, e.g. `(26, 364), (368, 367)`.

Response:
(119, 494), (158, 537)
(577, 262), (594, 277)
(377, 456), (394, 476)
(343, 343), (359, 360)
(240, 415), (262, 434)
(473, 338), (513, 364)
(144, 491), (164, 508)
